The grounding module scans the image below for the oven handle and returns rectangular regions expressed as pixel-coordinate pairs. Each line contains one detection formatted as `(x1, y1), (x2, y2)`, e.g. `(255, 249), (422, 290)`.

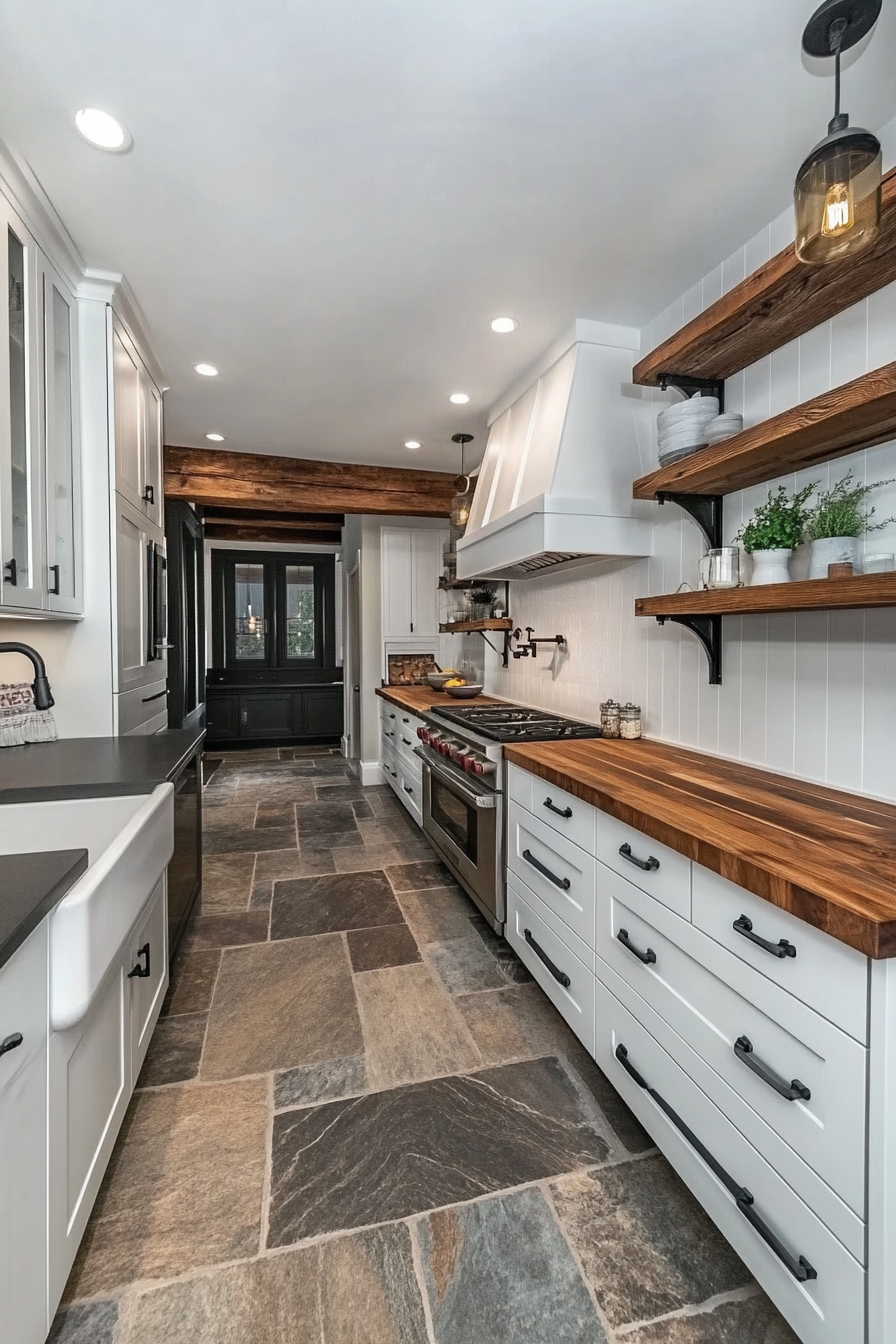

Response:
(416, 748), (497, 809)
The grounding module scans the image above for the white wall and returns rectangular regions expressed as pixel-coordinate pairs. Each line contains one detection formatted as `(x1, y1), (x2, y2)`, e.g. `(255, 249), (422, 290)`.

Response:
(485, 114), (896, 804)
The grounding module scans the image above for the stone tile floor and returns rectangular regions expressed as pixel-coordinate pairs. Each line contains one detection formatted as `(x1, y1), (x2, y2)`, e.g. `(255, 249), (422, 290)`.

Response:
(50, 746), (799, 1344)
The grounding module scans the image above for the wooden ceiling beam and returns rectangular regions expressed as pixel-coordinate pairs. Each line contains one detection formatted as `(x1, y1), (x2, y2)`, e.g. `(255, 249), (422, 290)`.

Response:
(165, 446), (454, 517)
(204, 524), (343, 545)
(203, 514), (345, 532)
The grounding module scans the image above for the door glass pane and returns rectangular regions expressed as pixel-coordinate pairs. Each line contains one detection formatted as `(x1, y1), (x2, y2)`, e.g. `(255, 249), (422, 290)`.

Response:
(430, 775), (478, 859)
(285, 564), (315, 658)
(8, 227), (30, 585)
(234, 563), (265, 659)
(49, 284), (75, 598)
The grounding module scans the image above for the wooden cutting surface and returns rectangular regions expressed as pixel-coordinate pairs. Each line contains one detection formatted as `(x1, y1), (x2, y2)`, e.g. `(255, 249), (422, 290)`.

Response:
(376, 686), (505, 713)
(504, 738), (896, 959)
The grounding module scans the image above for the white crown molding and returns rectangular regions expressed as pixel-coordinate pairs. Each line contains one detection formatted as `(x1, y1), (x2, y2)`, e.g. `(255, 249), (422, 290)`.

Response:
(81, 268), (168, 390)
(0, 135), (85, 290)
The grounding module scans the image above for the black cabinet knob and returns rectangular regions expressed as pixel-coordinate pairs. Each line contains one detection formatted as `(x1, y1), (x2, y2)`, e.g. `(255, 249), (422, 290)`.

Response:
(0, 1032), (23, 1059)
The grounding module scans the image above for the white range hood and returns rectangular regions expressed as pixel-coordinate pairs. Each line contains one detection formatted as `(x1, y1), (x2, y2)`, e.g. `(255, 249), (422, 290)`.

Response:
(456, 320), (653, 581)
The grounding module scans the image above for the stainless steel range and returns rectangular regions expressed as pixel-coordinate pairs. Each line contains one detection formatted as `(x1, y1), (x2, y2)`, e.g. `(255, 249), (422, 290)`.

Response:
(414, 702), (601, 933)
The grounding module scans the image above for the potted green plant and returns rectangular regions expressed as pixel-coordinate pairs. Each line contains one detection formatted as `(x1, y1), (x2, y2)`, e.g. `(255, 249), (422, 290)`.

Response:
(468, 585), (498, 620)
(805, 472), (896, 578)
(735, 483), (816, 586)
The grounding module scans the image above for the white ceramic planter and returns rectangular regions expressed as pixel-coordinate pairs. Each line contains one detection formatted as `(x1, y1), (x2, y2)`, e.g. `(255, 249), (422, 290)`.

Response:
(749, 549), (792, 585)
(808, 535), (859, 579)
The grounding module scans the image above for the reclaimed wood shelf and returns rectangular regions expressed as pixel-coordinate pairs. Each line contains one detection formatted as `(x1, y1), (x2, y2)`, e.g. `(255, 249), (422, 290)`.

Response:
(637, 573), (896, 618)
(633, 167), (896, 387)
(439, 618), (514, 633)
(634, 361), (896, 500)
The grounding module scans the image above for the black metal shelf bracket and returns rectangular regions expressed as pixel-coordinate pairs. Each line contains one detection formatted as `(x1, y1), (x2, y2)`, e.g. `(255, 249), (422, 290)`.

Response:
(656, 493), (724, 551)
(656, 613), (722, 685)
(657, 373), (725, 411)
(478, 629), (512, 668)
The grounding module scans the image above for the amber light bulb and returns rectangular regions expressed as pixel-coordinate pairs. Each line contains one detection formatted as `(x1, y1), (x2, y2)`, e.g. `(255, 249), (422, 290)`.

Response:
(821, 180), (853, 236)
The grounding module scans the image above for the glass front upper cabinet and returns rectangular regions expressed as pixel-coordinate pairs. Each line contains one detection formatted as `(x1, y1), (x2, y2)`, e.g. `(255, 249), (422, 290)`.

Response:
(42, 258), (81, 613)
(0, 200), (43, 610)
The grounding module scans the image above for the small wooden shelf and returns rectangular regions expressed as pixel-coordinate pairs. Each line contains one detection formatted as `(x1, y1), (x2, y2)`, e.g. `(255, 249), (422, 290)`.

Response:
(633, 168), (896, 387)
(439, 618), (514, 633)
(637, 573), (896, 618)
(634, 361), (896, 500)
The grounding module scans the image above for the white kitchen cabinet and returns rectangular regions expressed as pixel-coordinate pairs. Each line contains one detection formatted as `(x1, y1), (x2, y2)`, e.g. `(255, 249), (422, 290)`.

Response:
(0, 193), (44, 613)
(0, 923), (49, 1344)
(381, 527), (446, 638)
(129, 878), (167, 1077)
(112, 316), (164, 527)
(42, 254), (82, 615)
(115, 495), (151, 692)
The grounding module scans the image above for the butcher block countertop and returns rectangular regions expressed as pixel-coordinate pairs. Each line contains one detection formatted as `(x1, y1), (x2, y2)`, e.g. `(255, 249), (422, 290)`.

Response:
(505, 738), (896, 959)
(376, 686), (504, 713)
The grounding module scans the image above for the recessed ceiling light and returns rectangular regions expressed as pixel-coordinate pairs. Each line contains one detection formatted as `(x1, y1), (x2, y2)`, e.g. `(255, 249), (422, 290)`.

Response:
(404, 440), (421, 450)
(449, 392), (470, 405)
(489, 317), (519, 334)
(193, 363), (219, 377)
(74, 108), (131, 152)
(206, 433), (226, 442)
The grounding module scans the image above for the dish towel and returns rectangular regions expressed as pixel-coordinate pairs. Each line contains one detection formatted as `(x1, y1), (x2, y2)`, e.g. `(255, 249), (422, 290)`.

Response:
(0, 683), (58, 746)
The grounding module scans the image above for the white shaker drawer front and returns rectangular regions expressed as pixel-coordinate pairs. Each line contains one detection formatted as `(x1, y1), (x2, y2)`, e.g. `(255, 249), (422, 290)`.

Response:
(508, 801), (596, 948)
(525, 777), (597, 854)
(507, 879), (595, 1055)
(398, 710), (424, 737)
(507, 762), (532, 812)
(595, 982), (865, 1344)
(396, 763), (423, 826)
(692, 868), (869, 1045)
(381, 721), (399, 752)
(597, 812), (691, 918)
(597, 882), (867, 1221)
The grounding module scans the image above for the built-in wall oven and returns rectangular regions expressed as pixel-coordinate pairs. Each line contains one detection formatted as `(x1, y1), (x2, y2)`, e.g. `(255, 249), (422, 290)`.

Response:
(417, 743), (504, 932)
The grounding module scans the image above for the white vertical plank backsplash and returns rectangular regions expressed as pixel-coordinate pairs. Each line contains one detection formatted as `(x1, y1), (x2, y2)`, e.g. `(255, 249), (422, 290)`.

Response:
(485, 117), (896, 802)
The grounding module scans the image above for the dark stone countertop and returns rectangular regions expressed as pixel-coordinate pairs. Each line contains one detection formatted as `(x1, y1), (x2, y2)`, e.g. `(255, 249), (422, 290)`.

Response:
(0, 850), (88, 971)
(0, 727), (205, 804)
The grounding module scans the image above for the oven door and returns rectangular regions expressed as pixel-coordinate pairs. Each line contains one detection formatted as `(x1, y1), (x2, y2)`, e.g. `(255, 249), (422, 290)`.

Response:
(419, 749), (504, 931)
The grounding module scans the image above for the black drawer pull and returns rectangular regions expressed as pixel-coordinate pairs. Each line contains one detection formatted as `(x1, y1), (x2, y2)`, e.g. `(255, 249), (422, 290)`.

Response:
(384, 730), (395, 738)
(614, 1043), (816, 1283)
(524, 929), (571, 987)
(402, 736), (412, 745)
(0, 1032), (23, 1059)
(128, 943), (151, 979)
(49, 563), (61, 595)
(733, 915), (796, 960)
(522, 848), (571, 891)
(142, 689), (167, 703)
(403, 784), (413, 794)
(734, 1036), (811, 1102)
(544, 797), (573, 819)
(619, 842), (660, 872)
(617, 927), (657, 965)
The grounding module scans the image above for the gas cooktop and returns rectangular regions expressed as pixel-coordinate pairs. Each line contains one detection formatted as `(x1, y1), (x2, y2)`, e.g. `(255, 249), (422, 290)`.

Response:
(432, 703), (601, 743)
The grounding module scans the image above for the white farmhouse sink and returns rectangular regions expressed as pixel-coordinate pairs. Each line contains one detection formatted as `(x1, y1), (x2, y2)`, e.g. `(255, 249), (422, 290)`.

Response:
(0, 784), (174, 1029)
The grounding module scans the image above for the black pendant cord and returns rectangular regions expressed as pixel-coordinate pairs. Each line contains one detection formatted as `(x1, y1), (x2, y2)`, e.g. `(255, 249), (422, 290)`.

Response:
(830, 16), (847, 121)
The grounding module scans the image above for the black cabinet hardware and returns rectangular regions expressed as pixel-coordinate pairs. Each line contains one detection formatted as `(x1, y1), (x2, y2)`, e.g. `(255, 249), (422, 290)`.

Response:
(128, 943), (151, 979)
(403, 784), (413, 794)
(733, 915), (796, 959)
(522, 848), (571, 891)
(619, 842), (660, 872)
(614, 1042), (816, 1283)
(544, 797), (573, 819)
(524, 929), (571, 987)
(0, 1032), (23, 1059)
(402, 736), (412, 745)
(142, 689), (167, 703)
(4, 557), (17, 586)
(142, 484), (155, 504)
(49, 564), (60, 595)
(389, 713), (396, 719)
(734, 1036), (811, 1102)
(388, 768), (398, 778)
(384, 729), (395, 738)
(617, 927), (657, 965)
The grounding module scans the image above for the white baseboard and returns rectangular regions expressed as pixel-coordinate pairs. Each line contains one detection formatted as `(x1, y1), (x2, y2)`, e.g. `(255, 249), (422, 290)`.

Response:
(359, 759), (384, 787)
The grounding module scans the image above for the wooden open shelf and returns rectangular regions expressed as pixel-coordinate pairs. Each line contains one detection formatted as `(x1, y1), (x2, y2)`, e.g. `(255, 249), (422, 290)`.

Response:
(634, 361), (896, 500)
(439, 618), (514, 633)
(636, 573), (896, 618)
(633, 168), (896, 387)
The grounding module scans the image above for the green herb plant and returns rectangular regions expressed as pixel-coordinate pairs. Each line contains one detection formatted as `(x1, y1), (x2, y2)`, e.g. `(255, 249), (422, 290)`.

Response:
(468, 585), (498, 606)
(735, 483), (817, 554)
(805, 471), (896, 540)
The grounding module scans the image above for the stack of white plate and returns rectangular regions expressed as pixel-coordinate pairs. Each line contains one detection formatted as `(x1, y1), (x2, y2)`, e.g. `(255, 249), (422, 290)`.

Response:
(657, 395), (719, 465)
(704, 413), (744, 445)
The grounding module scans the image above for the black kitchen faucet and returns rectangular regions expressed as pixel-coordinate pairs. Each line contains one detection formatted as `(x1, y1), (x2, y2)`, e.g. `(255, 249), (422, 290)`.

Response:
(0, 642), (55, 709)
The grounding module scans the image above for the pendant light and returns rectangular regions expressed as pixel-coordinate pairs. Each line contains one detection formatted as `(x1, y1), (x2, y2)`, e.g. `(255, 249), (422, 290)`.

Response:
(795, 0), (883, 265)
(450, 433), (475, 531)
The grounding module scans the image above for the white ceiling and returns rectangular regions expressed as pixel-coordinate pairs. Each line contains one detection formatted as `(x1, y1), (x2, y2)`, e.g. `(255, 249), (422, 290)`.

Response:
(0, 0), (893, 474)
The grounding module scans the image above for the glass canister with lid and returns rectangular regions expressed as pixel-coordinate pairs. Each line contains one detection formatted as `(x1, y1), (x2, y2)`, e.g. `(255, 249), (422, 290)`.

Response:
(619, 703), (642, 739)
(600, 700), (620, 738)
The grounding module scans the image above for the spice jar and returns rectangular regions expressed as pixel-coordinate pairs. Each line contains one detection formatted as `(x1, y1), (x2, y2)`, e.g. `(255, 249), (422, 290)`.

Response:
(619, 703), (642, 740)
(600, 700), (620, 738)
